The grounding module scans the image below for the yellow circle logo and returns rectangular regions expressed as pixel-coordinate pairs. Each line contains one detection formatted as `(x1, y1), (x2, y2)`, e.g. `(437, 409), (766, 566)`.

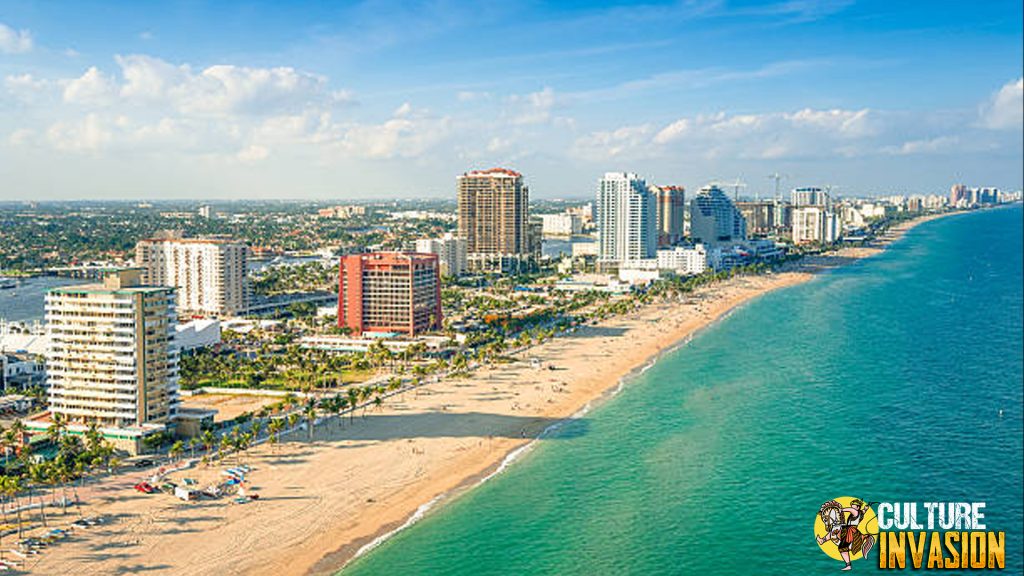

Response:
(814, 497), (878, 569)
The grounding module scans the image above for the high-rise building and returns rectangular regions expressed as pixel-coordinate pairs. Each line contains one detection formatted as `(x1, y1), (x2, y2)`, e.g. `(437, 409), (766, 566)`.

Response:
(950, 184), (970, 206)
(597, 172), (657, 264)
(791, 206), (840, 244)
(135, 234), (250, 317)
(791, 187), (829, 207)
(415, 234), (468, 277)
(650, 185), (686, 247)
(44, 269), (180, 445)
(690, 185), (747, 246)
(457, 168), (530, 270)
(736, 201), (777, 237)
(338, 252), (442, 336)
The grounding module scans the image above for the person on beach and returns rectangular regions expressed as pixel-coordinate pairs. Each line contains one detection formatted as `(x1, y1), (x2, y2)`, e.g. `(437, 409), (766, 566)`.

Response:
(816, 499), (867, 571)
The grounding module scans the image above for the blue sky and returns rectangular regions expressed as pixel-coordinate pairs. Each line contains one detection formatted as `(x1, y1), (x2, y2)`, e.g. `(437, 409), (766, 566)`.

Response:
(0, 0), (1021, 199)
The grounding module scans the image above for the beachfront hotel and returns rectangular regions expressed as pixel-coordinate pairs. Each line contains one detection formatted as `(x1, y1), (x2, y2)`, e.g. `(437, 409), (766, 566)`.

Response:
(597, 172), (658, 265)
(135, 233), (250, 318)
(650, 184), (686, 247)
(41, 268), (180, 452)
(457, 167), (531, 272)
(689, 185), (747, 247)
(338, 252), (442, 336)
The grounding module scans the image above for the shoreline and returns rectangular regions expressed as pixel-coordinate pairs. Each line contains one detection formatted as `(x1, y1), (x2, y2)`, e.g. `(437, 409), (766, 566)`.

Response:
(26, 210), (961, 576)
(324, 209), (963, 574)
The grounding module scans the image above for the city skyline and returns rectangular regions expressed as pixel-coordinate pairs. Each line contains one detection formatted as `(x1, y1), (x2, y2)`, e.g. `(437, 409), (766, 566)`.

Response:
(0, 1), (1021, 200)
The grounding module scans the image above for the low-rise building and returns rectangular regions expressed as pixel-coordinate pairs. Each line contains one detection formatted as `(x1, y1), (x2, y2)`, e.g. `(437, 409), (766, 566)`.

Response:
(655, 245), (708, 276)
(539, 213), (583, 237)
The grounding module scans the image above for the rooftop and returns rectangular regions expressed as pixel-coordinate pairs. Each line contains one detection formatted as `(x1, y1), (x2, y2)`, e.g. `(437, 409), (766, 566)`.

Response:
(460, 167), (522, 178)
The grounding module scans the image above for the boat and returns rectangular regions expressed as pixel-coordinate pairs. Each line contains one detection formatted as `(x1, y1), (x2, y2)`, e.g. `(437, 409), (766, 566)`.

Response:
(0, 278), (15, 290)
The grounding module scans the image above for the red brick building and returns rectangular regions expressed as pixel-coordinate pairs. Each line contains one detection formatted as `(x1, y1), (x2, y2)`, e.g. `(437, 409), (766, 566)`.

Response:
(338, 252), (442, 336)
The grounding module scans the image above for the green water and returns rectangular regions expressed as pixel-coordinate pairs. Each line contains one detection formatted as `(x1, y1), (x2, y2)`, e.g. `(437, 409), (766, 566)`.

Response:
(344, 206), (1024, 575)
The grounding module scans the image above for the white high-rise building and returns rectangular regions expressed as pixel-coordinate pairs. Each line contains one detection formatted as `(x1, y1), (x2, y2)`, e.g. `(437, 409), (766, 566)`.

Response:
(596, 172), (657, 264)
(136, 235), (250, 317)
(415, 233), (468, 277)
(690, 185), (747, 246)
(791, 187), (829, 207)
(44, 269), (180, 450)
(792, 206), (841, 244)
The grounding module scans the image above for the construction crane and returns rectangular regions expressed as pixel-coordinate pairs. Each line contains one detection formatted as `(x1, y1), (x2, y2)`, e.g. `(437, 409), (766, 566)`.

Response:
(768, 172), (788, 202)
(710, 178), (747, 202)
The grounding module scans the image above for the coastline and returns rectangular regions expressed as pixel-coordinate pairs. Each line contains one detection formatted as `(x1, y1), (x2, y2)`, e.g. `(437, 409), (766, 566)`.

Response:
(26, 211), (960, 576)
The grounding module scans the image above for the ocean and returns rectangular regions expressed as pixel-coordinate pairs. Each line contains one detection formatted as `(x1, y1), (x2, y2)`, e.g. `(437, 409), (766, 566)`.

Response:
(343, 206), (1023, 575)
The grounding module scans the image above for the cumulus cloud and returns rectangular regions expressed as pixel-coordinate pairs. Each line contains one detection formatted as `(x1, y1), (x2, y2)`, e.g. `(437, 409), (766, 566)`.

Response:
(340, 105), (452, 159)
(506, 87), (559, 125)
(5, 73), (48, 101)
(979, 77), (1023, 130)
(883, 136), (960, 156)
(47, 114), (113, 153)
(573, 108), (883, 162)
(0, 22), (33, 54)
(112, 55), (330, 116)
(63, 67), (117, 105)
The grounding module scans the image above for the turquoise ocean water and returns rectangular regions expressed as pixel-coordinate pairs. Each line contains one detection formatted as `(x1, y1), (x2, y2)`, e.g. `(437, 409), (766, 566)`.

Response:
(344, 206), (1023, 575)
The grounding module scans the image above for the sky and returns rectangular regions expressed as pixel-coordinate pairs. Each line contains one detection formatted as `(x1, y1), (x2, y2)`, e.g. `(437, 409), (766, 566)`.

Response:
(0, 0), (1021, 200)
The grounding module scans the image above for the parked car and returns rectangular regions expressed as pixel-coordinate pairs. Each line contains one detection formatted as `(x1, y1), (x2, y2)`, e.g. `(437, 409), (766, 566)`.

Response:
(134, 482), (157, 494)
(133, 459), (155, 468)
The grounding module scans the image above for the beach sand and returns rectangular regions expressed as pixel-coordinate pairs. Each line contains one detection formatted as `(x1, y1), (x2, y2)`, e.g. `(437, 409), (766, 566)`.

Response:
(22, 213), (951, 576)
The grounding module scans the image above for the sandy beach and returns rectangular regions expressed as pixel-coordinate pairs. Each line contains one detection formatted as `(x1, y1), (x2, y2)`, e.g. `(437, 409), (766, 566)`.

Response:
(21, 213), (954, 576)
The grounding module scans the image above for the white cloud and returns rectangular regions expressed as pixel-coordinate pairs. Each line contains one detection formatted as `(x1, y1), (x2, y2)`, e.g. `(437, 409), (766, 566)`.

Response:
(47, 114), (113, 153)
(573, 108), (884, 162)
(340, 106), (451, 159)
(883, 136), (960, 156)
(63, 67), (117, 105)
(979, 77), (1023, 130)
(5, 73), (48, 101)
(237, 144), (270, 163)
(571, 124), (653, 160)
(112, 55), (332, 117)
(0, 22), (32, 54)
(506, 87), (559, 125)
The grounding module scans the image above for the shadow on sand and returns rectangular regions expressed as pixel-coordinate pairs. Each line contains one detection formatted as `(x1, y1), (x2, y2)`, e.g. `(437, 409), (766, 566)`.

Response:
(317, 411), (588, 443)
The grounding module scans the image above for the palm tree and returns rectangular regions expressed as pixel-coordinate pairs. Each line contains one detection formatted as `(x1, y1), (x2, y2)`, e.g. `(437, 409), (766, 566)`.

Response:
(303, 402), (317, 441)
(201, 430), (216, 456)
(286, 413), (300, 438)
(169, 440), (184, 463)
(28, 462), (49, 528)
(1, 475), (24, 541)
(346, 388), (360, 424)
(267, 419), (283, 451)
(46, 412), (67, 445)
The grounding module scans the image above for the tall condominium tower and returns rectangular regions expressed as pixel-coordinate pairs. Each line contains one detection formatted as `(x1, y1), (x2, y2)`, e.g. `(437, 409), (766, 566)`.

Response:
(135, 234), (250, 317)
(457, 168), (530, 270)
(650, 184), (686, 247)
(791, 187), (829, 207)
(792, 206), (840, 244)
(338, 252), (442, 336)
(690, 185), (747, 246)
(597, 172), (657, 263)
(45, 269), (180, 432)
